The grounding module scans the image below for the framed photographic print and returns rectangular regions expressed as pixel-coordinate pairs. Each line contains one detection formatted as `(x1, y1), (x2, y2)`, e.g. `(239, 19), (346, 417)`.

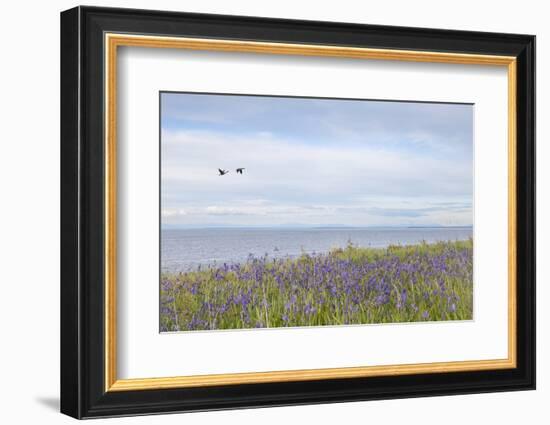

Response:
(60, 6), (536, 419)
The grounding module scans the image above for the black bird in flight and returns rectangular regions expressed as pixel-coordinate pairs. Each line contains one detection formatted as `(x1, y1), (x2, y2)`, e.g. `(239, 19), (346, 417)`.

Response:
(236, 168), (245, 174)
(218, 168), (229, 176)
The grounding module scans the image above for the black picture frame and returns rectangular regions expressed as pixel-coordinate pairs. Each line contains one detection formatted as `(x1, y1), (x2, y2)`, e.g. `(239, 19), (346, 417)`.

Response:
(60, 5), (535, 419)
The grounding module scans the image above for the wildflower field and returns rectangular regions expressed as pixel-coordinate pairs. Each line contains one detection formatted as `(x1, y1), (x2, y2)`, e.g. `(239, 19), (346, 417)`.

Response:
(160, 239), (473, 331)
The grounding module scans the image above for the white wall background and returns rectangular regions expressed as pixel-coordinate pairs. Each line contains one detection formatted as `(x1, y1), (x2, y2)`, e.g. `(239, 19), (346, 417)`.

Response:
(0, 0), (545, 423)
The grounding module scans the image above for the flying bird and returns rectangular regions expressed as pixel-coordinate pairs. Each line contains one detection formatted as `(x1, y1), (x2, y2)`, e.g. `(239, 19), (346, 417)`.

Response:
(236, 168), (245, 174)
(218, 168), (229, 176)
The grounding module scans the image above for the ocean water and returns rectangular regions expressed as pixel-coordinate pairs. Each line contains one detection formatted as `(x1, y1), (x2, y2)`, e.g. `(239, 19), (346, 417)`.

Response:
(161, 227), (473, 273)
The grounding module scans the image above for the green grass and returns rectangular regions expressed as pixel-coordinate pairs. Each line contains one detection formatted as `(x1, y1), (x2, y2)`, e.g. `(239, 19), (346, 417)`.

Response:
(160, 239), (473, 331)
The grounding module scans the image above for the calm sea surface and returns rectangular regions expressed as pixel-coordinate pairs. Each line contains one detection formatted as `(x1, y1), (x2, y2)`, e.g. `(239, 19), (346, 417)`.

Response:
(161, 227), (473, 273)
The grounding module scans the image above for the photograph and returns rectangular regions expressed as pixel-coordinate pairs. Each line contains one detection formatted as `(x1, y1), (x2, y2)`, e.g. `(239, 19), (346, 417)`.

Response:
(58, 4), (536, 419)
(159, 92), (474, 332)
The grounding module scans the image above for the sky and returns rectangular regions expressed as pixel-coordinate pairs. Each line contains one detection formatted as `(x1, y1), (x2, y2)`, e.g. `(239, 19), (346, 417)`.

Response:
(161, 92), (473, 228)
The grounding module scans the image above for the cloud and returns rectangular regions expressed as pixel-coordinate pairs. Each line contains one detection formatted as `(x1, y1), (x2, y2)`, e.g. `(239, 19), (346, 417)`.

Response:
(161, 93), (472, 159)
(160, 93), (473, 227)
(161, 208), (187, 217)
(205, 206), (263, 216)
(162, 130), (471, 198)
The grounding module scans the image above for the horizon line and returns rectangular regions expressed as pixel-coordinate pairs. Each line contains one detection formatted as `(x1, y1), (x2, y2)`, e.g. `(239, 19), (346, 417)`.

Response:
(161, 224), (474, 230)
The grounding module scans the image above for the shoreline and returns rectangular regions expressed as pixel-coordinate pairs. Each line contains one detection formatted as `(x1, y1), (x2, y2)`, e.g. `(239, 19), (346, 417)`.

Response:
(161, 237), (473, 274)
(161, 239), (473, 331)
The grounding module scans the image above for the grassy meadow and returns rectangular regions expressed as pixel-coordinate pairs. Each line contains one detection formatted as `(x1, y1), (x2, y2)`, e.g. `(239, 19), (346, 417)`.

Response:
(160, 239), (473, 331)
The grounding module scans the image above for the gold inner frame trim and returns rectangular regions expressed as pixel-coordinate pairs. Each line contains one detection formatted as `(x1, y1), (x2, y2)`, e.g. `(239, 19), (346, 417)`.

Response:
(104, 33), (518, 392)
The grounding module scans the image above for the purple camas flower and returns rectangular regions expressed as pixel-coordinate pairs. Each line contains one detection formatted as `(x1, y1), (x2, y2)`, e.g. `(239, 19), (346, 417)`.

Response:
(160, 240), (472, 330)
(160, 306), (172, 315)
(304, 303), (317, 316)
(397, 288), (407, 309)
(161, 296), (175, 304)
(161, 280), (172, 291)
(375, 293), (390, 306)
